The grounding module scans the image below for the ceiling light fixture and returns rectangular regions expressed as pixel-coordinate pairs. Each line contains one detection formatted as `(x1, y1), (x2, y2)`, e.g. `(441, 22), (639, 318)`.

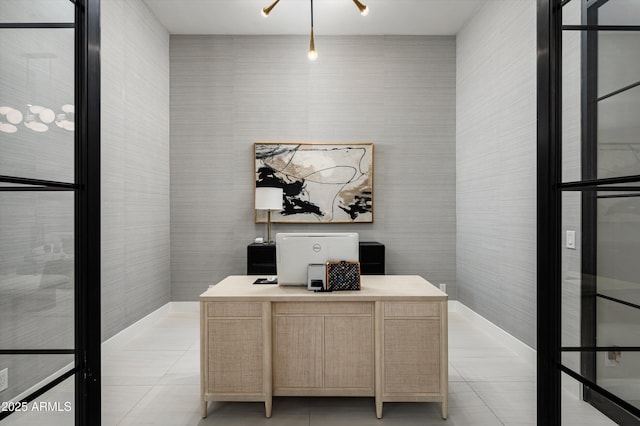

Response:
(55, 104), (75, 131)
(352, 0), (369, 16)
(308, 0), (318, 61)
(0, 106), (23, 133)
(261, 0), (280, 17)
(261, 0), (369, 60)
(0, 104), (74, 134)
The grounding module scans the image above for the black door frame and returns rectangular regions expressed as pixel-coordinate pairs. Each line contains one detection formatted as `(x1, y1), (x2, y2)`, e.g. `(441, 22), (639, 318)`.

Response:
(537, 0), (640, 424)
(75, 0), (101, 423)
(0, 0), (101, 424)
(536, 1), (563, 424)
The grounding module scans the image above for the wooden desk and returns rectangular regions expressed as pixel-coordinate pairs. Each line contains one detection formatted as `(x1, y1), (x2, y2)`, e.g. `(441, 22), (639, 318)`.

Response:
(200, 275), (448, 419)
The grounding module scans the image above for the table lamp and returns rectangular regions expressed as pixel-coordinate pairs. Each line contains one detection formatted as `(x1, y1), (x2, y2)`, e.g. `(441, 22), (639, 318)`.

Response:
(255, 187), (283, 243)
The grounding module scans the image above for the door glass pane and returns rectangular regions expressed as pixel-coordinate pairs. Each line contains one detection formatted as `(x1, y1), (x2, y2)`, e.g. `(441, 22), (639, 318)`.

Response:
(0, 29), (75, 183)
(0, 0), (74, 24)
(597, 192), (640, 348)
(0, 355), (73, 410)
(561, 192), (582, 358)
(596, 192), (640, 414)
(562, 29), (582, 183)
(0, 191), (74, 351)
(560, 372), (620, 425)
(595, 355), (640, 412)
(598, 85), (640, 179)
(598, 0), (640, 26)
(562, 0), (583, 26)
(597, 297), (640, 347)
(598, 31), (640, 98)
(0, 371), (74, 423)
(561, 354), (640, 416)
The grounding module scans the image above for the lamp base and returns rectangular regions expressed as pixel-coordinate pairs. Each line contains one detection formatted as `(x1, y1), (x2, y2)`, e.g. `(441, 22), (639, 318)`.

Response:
(266, 210), (273, 243)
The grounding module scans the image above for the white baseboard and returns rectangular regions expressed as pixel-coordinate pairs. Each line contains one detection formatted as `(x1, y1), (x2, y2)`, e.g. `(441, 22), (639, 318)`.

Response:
(451, 300), (536, 365)
(101, 303), (171, 354)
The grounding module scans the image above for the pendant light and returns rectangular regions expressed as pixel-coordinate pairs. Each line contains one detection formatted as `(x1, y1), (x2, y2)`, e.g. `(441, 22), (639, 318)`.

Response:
(261, 0), (280, 17)
(308, 0), (318, 61)
(260, 0), (369, 60)
(352, 0), (369, 16)
(0, 106), (23, 134)
(0, 103), (73, 134)
(55, 104), (75, 131)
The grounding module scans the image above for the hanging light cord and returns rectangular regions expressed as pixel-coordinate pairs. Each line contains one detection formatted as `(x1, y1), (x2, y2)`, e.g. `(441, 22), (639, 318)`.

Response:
(310, 0), (314, 28)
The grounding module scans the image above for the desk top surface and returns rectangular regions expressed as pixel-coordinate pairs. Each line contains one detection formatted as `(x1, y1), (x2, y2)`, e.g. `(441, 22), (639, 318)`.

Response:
(200, 275), (447, 302)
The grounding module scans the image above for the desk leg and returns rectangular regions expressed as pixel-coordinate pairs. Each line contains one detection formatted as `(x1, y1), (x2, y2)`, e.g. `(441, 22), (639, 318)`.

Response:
(265, 398), (272, 418)
(201, 400), (208, 418)
(441, 299), (448, 420)
(373, 301), (384, 419)
(375, 400), (383, 419)
(263, 302), (273, 419)
(374, 301), (384, 419)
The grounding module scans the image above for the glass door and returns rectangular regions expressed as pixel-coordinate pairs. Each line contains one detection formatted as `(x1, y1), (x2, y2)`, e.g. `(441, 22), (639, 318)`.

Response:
(0, 0), (100, 424)
(538, 0), (640, 424)
(579, 0), (640, 422)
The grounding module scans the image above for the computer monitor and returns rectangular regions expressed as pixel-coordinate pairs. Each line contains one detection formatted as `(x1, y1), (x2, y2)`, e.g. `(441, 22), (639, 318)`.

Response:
(276, 232), (359, 285)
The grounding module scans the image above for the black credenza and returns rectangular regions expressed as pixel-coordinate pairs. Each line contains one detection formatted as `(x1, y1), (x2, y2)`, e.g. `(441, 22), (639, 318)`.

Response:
(247, 241), (385, 275)
(358, 241), (385, 275)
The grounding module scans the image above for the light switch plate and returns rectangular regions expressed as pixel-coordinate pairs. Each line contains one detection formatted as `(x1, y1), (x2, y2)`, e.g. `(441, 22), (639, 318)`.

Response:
(566, 230), (576, 249)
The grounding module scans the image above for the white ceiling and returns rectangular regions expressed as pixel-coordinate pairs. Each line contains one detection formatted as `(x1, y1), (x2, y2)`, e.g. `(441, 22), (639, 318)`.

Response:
(142, 0), (487, 36)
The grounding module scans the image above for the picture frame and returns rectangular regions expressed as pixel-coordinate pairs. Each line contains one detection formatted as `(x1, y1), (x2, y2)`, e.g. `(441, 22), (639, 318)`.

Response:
(254, 142), (374, 224)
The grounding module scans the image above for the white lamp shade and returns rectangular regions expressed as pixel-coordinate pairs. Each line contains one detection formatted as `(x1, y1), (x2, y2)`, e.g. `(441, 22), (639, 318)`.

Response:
(255, 187), (283, 211)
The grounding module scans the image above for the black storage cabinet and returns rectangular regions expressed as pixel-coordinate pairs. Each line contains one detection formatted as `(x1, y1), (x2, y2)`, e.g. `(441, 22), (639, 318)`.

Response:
(247, 241), (385, 275)
(247, 243), (277, 275)
(358, 241), (385, 275)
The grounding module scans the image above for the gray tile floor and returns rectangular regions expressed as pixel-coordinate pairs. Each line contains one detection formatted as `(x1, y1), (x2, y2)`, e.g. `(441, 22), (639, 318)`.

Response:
(4, 305), (616, 425)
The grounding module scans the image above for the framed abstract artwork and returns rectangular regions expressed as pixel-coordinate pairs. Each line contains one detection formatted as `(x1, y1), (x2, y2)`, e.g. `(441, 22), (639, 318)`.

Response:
(254, 142), (374, 223)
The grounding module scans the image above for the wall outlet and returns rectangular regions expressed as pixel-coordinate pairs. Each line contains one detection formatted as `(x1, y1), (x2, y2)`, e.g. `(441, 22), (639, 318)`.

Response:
(605, 351), (621, 367)
(0, 368), (7, 392)
(439, 283), (447, 294)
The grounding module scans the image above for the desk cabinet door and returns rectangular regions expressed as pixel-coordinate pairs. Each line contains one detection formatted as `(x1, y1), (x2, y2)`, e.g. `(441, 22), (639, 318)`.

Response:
(273, 316), (323, 389)
(383, 318), (440, 394)
(273, 303), (374, 392)
(324, 316), (374, 389)
(207, 318), (264, 393)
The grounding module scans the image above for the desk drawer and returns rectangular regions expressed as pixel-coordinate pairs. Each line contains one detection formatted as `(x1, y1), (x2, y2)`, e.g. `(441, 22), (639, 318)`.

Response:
(207, 302), (262, 317)
(384, 302), (440, 318)
(274, 302), (372, 316)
